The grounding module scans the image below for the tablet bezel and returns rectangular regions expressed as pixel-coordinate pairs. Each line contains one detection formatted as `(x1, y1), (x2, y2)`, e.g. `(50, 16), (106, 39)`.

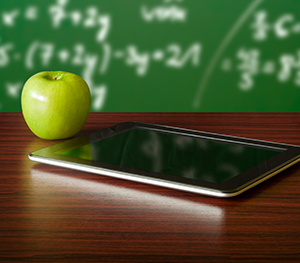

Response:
(29, 122), (300, 197)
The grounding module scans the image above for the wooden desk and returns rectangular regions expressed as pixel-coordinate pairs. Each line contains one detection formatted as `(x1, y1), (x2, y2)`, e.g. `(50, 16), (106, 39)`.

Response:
(1, 113), (300, 262)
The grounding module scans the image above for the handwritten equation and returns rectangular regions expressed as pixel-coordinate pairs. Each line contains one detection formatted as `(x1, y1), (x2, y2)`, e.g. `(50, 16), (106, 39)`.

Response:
(0, 0), (198, 111)
(221, 9), (300, 92)
(251, 10), (300, 41)
(0, 41), (201, 77)
(221, 47), (300, 91)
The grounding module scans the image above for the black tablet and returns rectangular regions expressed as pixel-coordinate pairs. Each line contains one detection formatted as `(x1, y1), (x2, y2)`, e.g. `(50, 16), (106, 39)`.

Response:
(29, 122), (300, 197)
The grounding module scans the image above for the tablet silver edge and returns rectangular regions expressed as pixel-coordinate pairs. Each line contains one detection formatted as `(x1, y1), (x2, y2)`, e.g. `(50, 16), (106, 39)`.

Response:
(28, 154), (300, 198)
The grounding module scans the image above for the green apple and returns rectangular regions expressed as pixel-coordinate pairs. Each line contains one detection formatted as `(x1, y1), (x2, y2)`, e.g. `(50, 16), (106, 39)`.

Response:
(21, 71), (91, 140)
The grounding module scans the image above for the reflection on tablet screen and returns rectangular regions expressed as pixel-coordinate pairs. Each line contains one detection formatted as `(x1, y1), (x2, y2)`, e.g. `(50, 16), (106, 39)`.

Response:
(60, 129), (282, 184)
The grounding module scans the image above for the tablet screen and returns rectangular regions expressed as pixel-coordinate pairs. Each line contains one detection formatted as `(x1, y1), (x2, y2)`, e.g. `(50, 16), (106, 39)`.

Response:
(60, 128), (282, 184)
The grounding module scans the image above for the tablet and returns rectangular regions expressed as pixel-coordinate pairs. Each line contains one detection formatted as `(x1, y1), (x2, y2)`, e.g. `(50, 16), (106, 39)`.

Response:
(29, 122), (300, 197)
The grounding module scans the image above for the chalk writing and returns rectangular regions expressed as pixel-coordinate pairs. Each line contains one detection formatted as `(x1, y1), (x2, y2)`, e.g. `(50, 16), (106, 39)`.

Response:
(218, 6), (300, 94)
(6, 82), (22, 98)
(222, 48), (300, 91)
(49, 0), (111, 43)
(0, 39), (13, 67)
(141, 0), (186, 22)
(251, 10), (300, 41)
(237, 48), (260, 91)
(3, 41), (200, 80)
(121, 43), (201, 76)
(0, 0), (199, 112)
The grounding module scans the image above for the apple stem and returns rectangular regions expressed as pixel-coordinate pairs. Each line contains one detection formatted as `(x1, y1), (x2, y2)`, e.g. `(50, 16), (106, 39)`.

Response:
(54, 76), (58, 80)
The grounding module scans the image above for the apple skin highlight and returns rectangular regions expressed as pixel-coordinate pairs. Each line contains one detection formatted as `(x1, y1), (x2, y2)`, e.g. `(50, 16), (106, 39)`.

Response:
(21, 71), (91, 140)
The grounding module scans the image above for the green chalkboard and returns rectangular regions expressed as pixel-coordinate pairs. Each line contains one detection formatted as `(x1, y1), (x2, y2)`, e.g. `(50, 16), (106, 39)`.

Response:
(0, 0), (299, 112)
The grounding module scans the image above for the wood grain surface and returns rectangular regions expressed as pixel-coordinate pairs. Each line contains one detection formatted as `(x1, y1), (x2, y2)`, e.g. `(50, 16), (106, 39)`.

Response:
(1, 112), (300, 263)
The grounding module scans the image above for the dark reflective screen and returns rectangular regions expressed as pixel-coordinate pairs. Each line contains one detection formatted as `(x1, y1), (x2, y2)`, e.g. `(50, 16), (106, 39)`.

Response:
(60, 129), (282, 184)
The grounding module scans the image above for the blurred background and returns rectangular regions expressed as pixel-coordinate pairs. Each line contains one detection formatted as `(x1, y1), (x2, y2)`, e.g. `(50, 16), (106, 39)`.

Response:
(0, 0), (299, 112)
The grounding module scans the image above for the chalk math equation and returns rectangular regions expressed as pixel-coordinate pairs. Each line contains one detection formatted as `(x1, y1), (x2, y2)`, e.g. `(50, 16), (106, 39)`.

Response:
(2, 0), (299, 112)
(0, 0), (201, 111)
(220, 9), (300, 92)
